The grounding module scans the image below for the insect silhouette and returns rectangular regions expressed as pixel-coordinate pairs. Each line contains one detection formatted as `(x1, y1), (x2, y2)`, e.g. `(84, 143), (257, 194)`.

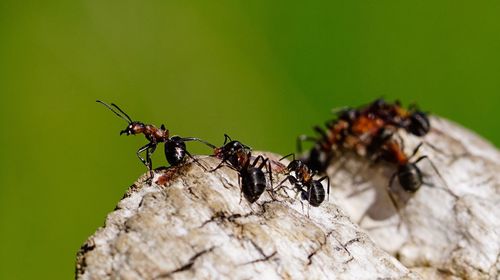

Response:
(277, 154), (330, 208)
(97, 100), (214, 180)
(211, 134), (273, 204)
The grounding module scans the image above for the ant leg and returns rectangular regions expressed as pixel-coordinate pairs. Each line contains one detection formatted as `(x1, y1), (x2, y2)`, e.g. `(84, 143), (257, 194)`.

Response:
(306, 186), (312, 217)
(423, 141), (468, 164)
(314, 126), (328, 139)
(223, 134), (232, 145)
(238, 174), (244, 204)
(275, 175), (296, 192)
(279, 153), (295, 162)
(180, 137), (216, 149)
(185, 150), (208, 171)
(296, 135), (316, 153)
(251, 155), (266, 167)
(210, 158), (228, 172)
(409, 142), (424, 159)
(146, 144), (157, 182)
(137, 143), (152, 167)
(267, 160), (273, 191)
(395, 133), (405, 153)
(387, 173), (404, 229)
(414, 156), (458, 198)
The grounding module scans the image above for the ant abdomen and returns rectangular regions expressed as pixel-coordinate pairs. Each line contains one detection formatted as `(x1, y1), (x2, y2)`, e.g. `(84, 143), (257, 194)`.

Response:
(396, 163), (423, 193)
(408, 111), (430, 136)
(164, 136), (187, 166)
(301, 181), (326, 207)
(241, 167), (267, 203)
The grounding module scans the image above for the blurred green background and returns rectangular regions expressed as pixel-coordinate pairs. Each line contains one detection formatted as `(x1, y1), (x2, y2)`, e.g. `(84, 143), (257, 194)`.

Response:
(1, 1), (499, 279)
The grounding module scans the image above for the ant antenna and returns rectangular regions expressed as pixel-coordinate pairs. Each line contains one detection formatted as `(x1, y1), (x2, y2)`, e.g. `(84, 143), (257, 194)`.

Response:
(223, 134), (232, 144)
(111, 103), (133, 123)
(279, 153), (295, 161)
(96, 100), (132, 124)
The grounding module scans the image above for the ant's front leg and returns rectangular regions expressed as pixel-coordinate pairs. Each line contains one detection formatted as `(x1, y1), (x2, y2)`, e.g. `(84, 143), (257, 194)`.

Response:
(137, 142), (156, 184)
(137, 142), (153, 168)
(146, 144), (157, 183)
(274, 175), (298, 194)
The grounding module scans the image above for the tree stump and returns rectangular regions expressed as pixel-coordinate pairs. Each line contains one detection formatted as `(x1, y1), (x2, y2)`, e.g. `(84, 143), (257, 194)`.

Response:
(76, 117), (499, 279)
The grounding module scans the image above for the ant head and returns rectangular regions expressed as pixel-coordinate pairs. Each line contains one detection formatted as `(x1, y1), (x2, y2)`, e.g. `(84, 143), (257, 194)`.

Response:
(222, 140), (249, 155)
(278, 153), (305, 172)
(287, 159), (305, 172)
(120, 122), (145, 136)
(214, 139), (250, 167)
(408, 111), (430, 136)
(397, 162), (423, 193)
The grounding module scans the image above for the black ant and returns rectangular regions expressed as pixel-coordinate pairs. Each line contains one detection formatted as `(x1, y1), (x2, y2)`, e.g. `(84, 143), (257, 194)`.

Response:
(276, 154), (330, 208)
(366, 129), (456, 222)
(97, 100), (214, 180)
(210, 134), (273, 204)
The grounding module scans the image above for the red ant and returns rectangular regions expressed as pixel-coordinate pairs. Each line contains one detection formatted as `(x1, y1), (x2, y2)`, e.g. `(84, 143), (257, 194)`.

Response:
(297, 99), (431, 174)
(361, 98), (430, 137)
(97, 100), (213, 180)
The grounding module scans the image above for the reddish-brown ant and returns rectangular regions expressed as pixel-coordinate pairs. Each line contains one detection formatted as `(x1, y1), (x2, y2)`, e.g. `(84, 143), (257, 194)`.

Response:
(297, 99), (431, 174)
(97, 100), (213, 180)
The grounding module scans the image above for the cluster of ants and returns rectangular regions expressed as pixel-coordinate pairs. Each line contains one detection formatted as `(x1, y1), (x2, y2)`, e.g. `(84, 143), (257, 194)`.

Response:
(97, 99), (444, 213)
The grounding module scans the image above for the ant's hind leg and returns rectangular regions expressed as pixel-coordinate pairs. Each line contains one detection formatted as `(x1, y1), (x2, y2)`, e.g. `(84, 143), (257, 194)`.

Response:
(387, 173), (405, 230)
(185, 150), (208, 171)
(180, 137), (217, 149)
(414, 155), (458, 198)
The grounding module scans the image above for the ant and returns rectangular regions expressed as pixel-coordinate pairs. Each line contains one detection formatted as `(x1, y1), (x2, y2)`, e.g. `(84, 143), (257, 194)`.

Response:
(276, 154), (330, 208)
(210, 134), (273, 204)
(366, 128), (456, 221)
(297, 99), (431, 174)
(97, 100), (214, 180)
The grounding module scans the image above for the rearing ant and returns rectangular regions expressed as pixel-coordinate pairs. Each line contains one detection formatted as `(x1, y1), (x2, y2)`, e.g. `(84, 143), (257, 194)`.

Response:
(97, 100), (213, 179)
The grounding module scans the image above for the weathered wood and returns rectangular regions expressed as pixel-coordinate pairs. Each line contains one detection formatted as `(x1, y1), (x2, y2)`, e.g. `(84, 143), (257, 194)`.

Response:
(76, 156), (418, 279)
(76, 117), (499, 279)
(328, 117), (500, 279)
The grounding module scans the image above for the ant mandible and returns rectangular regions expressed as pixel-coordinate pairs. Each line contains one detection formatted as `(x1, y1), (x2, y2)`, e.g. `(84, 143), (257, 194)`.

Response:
(97, 100), (213, 180)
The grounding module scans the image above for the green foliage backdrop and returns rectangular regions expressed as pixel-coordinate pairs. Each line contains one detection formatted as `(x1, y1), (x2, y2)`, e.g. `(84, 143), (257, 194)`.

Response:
(0, 1), (499, 279)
